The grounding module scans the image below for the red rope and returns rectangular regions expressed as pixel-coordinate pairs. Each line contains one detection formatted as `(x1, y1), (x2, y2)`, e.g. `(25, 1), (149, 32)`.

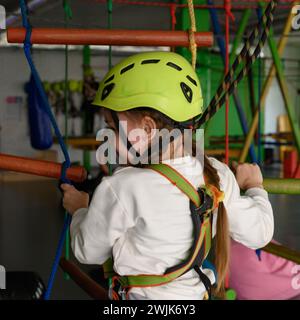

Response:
(170, 4), (177, 52)
(170, 4), (177, 30)
(293, 162), (300, 178)
(231, 0), (293, 2)
(224, 0), (233, 290)
(224, 0), (234, 166)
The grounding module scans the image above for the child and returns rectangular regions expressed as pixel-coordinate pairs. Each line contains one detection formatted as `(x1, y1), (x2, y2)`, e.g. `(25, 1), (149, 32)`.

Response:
(61, 52), (274, 300)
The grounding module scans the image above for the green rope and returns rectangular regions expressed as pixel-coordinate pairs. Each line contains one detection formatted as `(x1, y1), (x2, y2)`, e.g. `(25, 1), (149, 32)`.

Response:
(107, 0), (113, 177)
(107, 0), (113, 284)
(63, 0), (72, 20)
(107, 0), (113, 69)
(63, 0), (72, 281)
(82, 45), (92, 172)
(83, 45), (91, 74)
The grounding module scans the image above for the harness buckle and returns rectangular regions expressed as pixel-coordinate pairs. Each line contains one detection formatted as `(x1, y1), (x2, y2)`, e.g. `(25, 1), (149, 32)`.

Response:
(110, 276), (129, 300)
(118, 288), (127, 300)
(191, 188), (214, 222)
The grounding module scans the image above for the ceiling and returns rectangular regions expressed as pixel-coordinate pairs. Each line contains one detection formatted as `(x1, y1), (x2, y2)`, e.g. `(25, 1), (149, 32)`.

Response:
(0, 0), (299, 46)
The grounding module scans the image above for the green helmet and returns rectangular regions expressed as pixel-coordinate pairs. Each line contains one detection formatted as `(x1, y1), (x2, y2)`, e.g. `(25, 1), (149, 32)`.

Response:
(92, 51), (203, 122)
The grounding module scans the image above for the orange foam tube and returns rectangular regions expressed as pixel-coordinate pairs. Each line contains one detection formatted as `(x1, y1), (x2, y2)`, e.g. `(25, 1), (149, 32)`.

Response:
(7, 28), (213, 47)
(0, 153), (87, 182)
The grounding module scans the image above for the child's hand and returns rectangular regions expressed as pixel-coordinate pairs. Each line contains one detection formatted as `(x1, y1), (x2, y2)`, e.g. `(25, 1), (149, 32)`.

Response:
(61, 184), (89, 215)
(232, 162), (264, 190)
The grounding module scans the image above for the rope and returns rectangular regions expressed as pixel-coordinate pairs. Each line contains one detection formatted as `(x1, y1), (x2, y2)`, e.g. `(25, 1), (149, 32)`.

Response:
(224, 0), (234, 165)
(19, 1), (71, 172)
(170, 4), (177, 30)
(224, 0), (233, 289)
(255, 5), (263, 262)
(107, 0), (113, 177)
(198, 0), (277, 126)
(19, 0), (73, 300)
(107, 0), (114, 288)
(187, 0), (197, 70)
(63, 0), (72, 281)
(44, 214), (72, 300)
(11, 1), (292, 28)
(170, 4), (177, 52)
(206, 2), (257, 163)
(257, 6), (263, 165)
(85, 0), (294, 8)
(107, 0), (113, 69)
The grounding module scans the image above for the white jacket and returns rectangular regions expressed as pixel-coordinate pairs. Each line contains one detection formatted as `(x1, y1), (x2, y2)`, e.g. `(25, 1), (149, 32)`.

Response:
(70, 156), (274, 300)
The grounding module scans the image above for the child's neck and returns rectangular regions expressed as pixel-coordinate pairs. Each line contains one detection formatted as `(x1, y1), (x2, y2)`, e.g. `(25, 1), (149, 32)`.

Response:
(160, 139), (190, 162)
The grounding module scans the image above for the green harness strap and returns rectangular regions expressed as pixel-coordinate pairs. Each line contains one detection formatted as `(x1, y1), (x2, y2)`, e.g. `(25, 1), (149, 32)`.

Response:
(103, 163), (213, 288)
(149, 163), (201, 207)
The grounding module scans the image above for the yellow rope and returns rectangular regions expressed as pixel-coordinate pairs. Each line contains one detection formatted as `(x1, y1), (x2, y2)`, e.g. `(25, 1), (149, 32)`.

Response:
(187, 0), (197, 70)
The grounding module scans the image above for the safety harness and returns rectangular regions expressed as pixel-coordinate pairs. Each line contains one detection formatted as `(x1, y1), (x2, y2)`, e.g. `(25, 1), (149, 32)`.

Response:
(103, 163), (224, 300)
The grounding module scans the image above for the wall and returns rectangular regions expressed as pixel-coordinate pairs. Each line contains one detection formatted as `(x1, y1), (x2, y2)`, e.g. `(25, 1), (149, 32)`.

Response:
(264, 44), (300, 134)
(0, 46), (122, 166)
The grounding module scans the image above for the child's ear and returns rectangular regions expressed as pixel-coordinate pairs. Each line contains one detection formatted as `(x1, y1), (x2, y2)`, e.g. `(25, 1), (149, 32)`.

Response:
(142, 116), (157, 138)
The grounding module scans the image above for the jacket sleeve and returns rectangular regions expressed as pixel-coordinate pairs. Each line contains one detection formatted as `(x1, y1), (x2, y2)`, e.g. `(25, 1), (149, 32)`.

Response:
(70, 178), (134, 265)
(209, 158), (274, 249)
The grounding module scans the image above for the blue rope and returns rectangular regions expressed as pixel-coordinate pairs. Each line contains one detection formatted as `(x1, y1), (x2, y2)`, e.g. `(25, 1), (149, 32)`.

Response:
(256, 7), (263, 165)
(19, 0), (70, 174)
(43, 214), (72, 300)
(19, 0), (72, 299)
(255, 7), (263, 262)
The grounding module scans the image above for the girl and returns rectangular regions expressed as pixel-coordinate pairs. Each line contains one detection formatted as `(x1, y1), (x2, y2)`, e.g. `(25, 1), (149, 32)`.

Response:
(61, 52), (274, 300)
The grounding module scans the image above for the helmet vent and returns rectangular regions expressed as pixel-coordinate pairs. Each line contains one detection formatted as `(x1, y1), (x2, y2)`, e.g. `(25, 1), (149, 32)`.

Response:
(104, 75), (115, 84)
(141, 59), (160, 64)
(186, 75), (197, 87)
(120, 63), (135, 74)
(180, 82), (193, 103)
(101, 83), (115, 101)
(166, 62), (182, 71)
